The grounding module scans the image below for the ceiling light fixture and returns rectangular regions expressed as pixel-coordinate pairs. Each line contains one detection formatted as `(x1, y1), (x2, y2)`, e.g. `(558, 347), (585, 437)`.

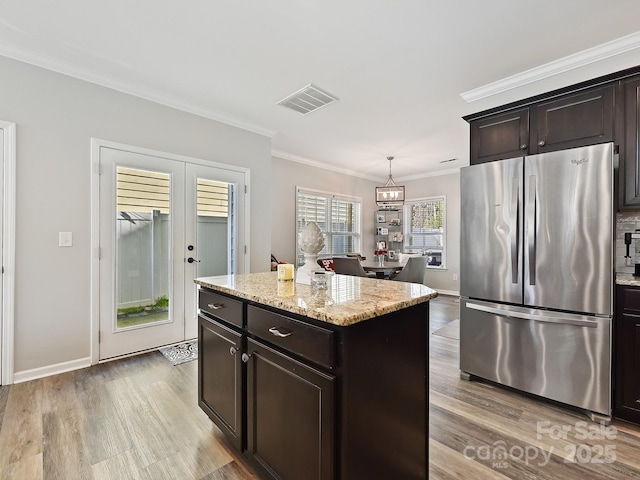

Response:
(376, 156), (405, 209)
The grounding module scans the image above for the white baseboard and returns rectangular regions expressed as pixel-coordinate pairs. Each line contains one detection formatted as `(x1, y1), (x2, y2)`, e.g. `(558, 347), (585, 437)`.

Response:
(435, 289), (459, 297)
(12, 356), (92, 384)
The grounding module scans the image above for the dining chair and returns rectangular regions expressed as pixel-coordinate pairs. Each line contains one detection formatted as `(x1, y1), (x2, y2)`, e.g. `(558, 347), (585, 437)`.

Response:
(390, 256), (427, 283)
(333, 257), (376, 278)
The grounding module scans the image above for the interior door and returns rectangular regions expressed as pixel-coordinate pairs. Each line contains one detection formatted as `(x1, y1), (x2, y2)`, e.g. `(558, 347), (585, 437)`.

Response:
(98, 146), (245, 360)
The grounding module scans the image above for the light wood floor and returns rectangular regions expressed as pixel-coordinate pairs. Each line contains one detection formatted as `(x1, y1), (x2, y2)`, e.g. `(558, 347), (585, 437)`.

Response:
(0, 295), (638, 479)
(429, 295), (640, 479)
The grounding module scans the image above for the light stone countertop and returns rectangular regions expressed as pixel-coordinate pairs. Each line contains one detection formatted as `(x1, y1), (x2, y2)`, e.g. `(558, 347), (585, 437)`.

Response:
(195, 271), (438, 327)
(616, 272), (640, 287)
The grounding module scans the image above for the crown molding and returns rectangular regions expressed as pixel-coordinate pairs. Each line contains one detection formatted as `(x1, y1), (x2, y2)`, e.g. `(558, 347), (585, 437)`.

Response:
(273, 149), (462, 182)
(461, 30), (640, 103)
(0, 43), (276, 138)
(399, 166), (461, 181)
(271, 149), (383, 182)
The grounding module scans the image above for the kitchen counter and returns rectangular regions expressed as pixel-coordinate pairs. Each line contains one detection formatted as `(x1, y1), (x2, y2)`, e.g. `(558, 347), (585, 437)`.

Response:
(616, 272), (640, 287)
(196, 271), (432, 479)
(195, 271), (437, 327)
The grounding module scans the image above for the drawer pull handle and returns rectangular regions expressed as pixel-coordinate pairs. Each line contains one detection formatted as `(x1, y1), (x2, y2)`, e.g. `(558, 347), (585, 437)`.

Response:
(208, 303), (224, 310)
(269, 326), (292, 338)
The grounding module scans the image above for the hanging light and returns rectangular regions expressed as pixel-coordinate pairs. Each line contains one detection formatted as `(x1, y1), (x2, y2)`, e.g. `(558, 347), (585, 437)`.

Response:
(375, 156), (405, 208)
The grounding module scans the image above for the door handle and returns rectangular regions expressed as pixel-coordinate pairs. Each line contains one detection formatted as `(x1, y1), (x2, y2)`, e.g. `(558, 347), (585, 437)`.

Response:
(510, 177), (520, 284)
(187, 257), (201, 263)
(527, 175), (536, 285)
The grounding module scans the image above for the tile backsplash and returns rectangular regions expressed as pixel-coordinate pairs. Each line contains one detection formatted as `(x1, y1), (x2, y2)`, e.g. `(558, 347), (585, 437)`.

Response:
(616, 212), (640, 274)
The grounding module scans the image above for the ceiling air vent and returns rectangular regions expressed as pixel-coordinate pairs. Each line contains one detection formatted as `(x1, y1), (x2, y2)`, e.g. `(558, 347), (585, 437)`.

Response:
(277, 84), (338, 115)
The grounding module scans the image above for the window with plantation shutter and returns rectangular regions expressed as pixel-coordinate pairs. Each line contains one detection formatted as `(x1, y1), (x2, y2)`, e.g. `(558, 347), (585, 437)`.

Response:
(404, 196), (446, 268)
(296, 187), (361, 266)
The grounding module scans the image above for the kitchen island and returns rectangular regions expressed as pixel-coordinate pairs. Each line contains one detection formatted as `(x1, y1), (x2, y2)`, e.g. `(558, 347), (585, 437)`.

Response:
(195, 271), (436, 480)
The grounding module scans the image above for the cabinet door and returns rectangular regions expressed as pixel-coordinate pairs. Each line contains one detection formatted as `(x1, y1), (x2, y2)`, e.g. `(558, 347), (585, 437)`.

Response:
(534, 85), (614, 154)
(198, 315), (244, 450)
(469, 108), (529, 164)
(623, 76), (640, 206)
(245, 338), (335, 480)
(615, 287), (640, 424)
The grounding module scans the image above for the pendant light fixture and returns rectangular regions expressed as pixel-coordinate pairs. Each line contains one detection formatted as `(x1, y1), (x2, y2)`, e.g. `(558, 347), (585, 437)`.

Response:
(376, 156), (405, 208)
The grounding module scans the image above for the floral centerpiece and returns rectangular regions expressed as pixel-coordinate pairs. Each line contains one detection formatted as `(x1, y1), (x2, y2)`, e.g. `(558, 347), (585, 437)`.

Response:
(374, 248), (388, 264)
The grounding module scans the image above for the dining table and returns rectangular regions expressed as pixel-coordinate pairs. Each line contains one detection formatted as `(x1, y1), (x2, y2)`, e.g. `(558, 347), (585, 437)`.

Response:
(360, 258), (407, 279)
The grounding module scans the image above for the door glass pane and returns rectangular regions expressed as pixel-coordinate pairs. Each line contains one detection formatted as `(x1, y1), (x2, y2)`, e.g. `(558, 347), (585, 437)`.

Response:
(196, 178), (232, 277)
(116, 167), (171, 329)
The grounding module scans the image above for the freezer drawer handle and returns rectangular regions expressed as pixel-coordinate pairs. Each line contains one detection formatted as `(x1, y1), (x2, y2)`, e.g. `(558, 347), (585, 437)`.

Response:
(466, 302), (598, 328)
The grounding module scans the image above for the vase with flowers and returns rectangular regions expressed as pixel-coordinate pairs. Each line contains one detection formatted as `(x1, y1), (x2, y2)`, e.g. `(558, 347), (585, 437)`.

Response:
(374, 248), (388, 265)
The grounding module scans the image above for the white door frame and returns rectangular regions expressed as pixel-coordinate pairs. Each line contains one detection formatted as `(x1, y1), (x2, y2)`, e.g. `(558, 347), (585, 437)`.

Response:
(90, 138), (250, 364)
(0, 121), (16, 385)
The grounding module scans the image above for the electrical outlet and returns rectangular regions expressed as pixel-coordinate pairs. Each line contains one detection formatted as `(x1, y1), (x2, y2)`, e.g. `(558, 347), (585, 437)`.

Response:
(452, 274), (458, 281)
(59, 232), (73, 247)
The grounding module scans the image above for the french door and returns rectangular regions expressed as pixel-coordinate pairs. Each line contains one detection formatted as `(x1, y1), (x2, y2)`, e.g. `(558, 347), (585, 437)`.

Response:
(97, 144), (246, 360)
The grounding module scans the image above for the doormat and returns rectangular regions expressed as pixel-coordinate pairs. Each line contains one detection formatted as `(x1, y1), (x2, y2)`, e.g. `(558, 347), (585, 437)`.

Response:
(432, 319), (460, 340)
(158, 341), (198, 366)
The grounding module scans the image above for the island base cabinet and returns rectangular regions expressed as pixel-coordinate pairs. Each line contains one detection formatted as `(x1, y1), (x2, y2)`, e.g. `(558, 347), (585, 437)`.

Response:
(615, 286), (640, 424)
(341, 304), (428, 480)
(245, 338), (336, 480)
(198, 315), (244, 451)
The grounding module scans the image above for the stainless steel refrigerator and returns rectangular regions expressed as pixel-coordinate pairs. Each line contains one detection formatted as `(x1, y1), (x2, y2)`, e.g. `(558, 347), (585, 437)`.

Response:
(460, 142), (614, 421)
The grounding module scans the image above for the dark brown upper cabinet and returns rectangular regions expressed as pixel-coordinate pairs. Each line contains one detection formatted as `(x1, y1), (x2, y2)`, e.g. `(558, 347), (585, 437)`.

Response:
(469, 108), (529, 164)
(468, 85), (615, 165)
(623, 75), (640, 207)
(534, 86), (614, 153)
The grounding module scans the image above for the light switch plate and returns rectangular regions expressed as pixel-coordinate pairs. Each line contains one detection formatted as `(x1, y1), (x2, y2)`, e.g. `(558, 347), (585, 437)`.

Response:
(59, 232), (73, 247)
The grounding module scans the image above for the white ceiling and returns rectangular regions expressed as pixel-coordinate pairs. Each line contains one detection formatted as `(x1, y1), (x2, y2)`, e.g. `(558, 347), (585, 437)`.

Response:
(1, 1), (640, 181)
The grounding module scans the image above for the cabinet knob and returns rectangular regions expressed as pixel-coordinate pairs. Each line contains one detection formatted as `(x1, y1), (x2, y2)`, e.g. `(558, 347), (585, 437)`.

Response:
(229, 346), (238, 356)
(241, 353), (251, 363)
(520, 144), (528, 150)
(538, 140), (546, 147)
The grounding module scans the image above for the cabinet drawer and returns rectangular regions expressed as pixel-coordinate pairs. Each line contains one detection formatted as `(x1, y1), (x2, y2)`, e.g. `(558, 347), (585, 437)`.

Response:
(247, 305), (335, 369)
(620, 286), (640, 315)
(199, 289), (244, 327)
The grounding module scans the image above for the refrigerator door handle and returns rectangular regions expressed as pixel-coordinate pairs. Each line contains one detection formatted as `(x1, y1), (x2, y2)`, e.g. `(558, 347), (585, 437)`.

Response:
(527, 175), (536, 285)
(510, 177), (519, 284)
(465, 301), (599, 328)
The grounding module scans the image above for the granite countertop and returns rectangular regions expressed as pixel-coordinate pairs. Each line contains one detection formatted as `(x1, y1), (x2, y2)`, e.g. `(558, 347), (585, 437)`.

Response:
(616, 272), (640, 287)
(195, 271), (438, 327)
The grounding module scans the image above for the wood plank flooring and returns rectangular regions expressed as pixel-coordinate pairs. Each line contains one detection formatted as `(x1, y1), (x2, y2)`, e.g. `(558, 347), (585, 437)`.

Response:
(429, 295), (640, 480)
(0, 295), (637, 479)
(0, 351), (259, 479)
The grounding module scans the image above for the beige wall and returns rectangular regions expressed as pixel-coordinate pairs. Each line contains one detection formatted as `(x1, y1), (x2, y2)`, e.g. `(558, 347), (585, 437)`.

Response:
(271, 156), (461, 294)
(270, 157), (380, 264)
(0, 56), (272, 375)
